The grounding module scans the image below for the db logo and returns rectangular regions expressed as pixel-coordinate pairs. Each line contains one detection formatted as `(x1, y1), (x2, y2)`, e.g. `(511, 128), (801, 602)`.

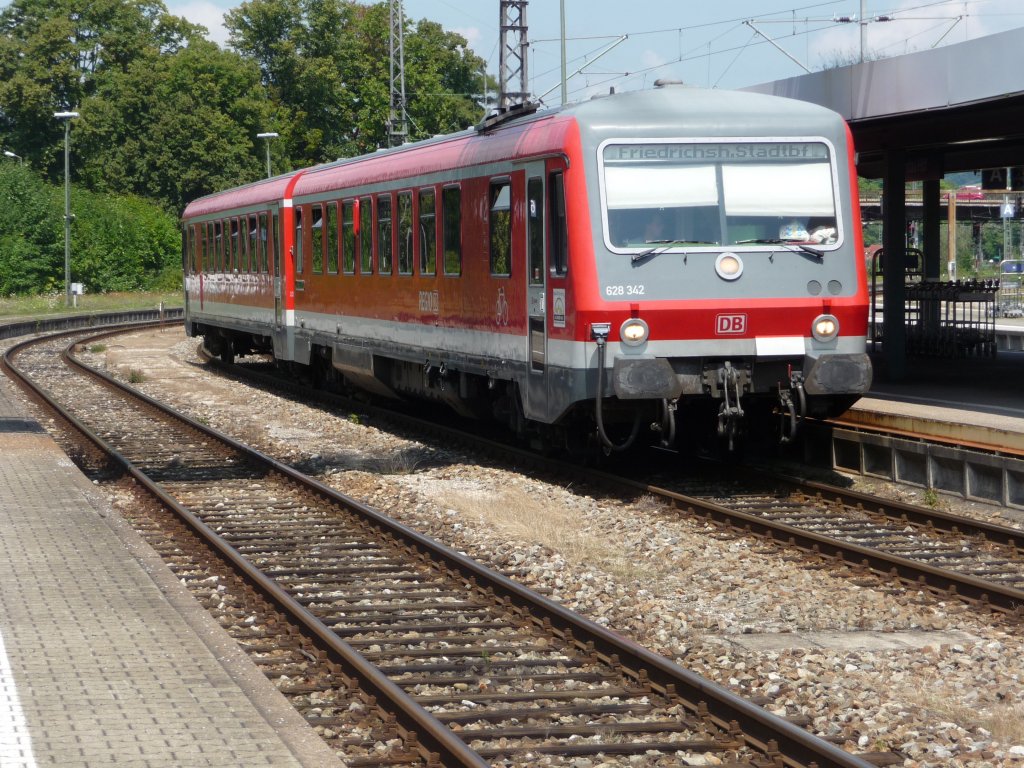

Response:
(716, 314), (747, 335)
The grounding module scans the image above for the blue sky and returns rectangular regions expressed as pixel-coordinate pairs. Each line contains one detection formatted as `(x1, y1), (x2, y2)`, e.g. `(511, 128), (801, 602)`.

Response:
(64, 0), (1024, 97)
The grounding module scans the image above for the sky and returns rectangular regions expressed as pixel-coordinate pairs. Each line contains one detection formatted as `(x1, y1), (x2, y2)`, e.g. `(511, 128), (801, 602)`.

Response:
(161, 0), (1024, 102)
(15, 0), (1024, 102)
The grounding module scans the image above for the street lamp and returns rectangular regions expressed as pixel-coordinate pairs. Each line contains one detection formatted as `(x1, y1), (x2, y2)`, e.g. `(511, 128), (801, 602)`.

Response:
(256, 132), (278, 178)
(55, 110), (79, 307)
(3, 150), (23, 164)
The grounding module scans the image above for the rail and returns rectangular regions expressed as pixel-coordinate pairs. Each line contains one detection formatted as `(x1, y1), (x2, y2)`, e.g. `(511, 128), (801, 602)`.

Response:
(2, 323), (878, 768)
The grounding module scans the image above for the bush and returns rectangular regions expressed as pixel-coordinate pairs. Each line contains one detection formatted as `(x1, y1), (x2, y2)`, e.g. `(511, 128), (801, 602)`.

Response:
(0, 164), (181, 296)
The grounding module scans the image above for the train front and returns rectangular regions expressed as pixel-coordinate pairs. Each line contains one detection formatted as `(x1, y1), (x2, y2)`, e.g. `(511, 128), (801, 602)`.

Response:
(572, 85), (871, 450)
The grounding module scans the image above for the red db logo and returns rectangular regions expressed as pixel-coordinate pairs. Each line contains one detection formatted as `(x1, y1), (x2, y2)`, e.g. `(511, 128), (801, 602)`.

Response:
(716, 314), (747, 335)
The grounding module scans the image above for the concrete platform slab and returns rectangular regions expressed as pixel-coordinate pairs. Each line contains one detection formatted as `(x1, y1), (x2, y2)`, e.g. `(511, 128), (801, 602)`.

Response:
(0, 371), (341, 768)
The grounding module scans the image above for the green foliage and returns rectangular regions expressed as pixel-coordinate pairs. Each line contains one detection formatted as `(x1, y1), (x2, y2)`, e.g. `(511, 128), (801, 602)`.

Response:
(0, 164), (64, 293)
(0, 0), (203, 181)
(226, 0), (487, 166)
(71, 187), (181, 291)
(77, 39), (274, 212)
(0, 0), (496, 297)
(0, 163), (180, 295)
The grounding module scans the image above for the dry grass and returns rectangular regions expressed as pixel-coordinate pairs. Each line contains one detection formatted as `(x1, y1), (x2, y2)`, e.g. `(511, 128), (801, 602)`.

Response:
(906, 690), (1024, 745)
(443, 484), (673, 584)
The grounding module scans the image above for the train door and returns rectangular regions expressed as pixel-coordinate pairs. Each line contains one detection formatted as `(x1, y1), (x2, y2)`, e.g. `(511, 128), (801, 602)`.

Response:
(523, 166), (547, 415)
(272, 207), (283, 327)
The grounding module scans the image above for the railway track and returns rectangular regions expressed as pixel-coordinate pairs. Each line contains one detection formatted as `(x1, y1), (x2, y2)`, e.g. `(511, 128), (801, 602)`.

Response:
(1, 324), (878, 768)
(633, 468), (1024, 617)
(197, 338), (1024, 622)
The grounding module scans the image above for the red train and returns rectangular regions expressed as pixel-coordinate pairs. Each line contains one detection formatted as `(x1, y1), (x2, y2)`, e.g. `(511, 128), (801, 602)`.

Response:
(182, 83), (871, 453)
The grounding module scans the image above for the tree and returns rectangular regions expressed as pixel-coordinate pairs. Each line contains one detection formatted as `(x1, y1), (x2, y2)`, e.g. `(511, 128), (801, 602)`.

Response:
(225, 0), (487, 165)
(0, 0), (203, 180)
(76, 40), (277, 212)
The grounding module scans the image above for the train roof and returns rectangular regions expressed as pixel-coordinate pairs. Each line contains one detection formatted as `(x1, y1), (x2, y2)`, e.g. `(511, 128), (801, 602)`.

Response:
(181, 170), (305, 218)
(291, 112), (577, 199)
(183, 84), (849, 217)
(561, 82), (847, 138)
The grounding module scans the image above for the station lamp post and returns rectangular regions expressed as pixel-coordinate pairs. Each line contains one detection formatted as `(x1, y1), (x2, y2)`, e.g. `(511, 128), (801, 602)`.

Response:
(256, 132), (279, 178)
(3, 150), (23, 164)
(55, 110), (79, 307)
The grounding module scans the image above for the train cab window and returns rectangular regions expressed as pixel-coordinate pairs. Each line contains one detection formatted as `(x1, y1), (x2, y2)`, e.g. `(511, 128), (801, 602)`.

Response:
(326, 202), (339, 274)
(527, 177), (544, 285)
(342, 200), (356, 274)
(310, 204), (324, 274)
(359, 197), (373, 274)
(258, 213), (269, 273)
(397, 191), (413, 275)
(294, 208), (303, 274)
(489, 179), (512, 277)
(419, 188), (436, 275)
(442, 185), (461, 276)
(549, 171), (568, 277)
(378, 194), (392, 274)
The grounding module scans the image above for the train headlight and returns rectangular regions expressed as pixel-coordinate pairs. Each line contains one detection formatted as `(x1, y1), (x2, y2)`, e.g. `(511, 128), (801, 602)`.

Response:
(812, 314), (839, 342)
(715, 252), (743, 281)
(620, 318), (649, 346)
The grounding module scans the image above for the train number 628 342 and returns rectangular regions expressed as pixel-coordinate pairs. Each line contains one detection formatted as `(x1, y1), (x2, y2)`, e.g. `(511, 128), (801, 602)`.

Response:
(604, 284), (646, 297)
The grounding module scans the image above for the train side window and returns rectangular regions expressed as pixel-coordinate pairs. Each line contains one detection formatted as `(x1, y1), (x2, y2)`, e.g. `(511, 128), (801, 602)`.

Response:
(310, 204), (324, 274)
(527, 177), (544, 285)
(326, 202), (339, 274)
(342, 200), (356, 274)
(203, 222), (212, 271)
(397, 191), (413, 275)
(549, 171), (568, 276)
(442, 185), (461, 276)
(258, 213), (268, 273)
(214, 221), (223, 271)
(294, 208), (304, 274)
(377, 194), (392, 274)
(197, 224), (205, 273)
(359, 196), (373, 274)
(271, 213), (279, 275)
(419, 188), (436, 275)
(246, 215), (256, 272)
(230, 217), (240, 272)
(184, 225), (194, 274)
(489, 179), (512, 277)
(239, 216), (249, 272)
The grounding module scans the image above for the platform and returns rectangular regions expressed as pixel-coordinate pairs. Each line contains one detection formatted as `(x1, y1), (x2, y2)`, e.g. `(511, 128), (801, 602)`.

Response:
(848, 345), (1024, 453)
(824, 341), (1024, 512)
(0, 373), (341, 767)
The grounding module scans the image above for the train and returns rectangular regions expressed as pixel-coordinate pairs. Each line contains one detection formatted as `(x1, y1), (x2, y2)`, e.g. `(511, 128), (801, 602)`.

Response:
(181, 82), (872, 455)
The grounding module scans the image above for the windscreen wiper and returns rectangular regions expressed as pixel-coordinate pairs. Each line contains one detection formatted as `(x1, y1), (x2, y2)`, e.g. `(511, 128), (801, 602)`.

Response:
(632, 239), (718, 264)
(734, 238), (824, 259)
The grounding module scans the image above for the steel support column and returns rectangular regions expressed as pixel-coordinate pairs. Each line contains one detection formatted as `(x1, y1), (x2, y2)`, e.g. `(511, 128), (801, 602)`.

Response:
(882, 149), (907, 379)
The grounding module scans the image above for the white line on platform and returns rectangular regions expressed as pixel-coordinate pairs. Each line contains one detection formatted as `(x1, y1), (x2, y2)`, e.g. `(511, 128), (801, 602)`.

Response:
(0, 629), (36, 768)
